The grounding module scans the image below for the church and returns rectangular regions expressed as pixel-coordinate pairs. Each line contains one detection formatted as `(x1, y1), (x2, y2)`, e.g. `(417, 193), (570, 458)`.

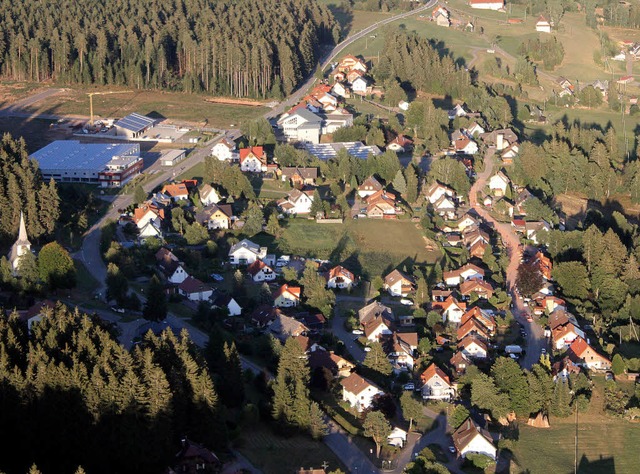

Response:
(8, 212), (32, 272)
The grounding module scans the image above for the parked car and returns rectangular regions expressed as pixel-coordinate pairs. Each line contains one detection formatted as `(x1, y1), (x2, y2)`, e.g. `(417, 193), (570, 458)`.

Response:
(541, 348), (547, 354)
(448, 445), (456, 454)
(400, 299), (414, 306)
(351, 329), (364, 335)
(210, 273), (224, 281)
(111, 307), (125, 314)
(403, 383), (415, 391)
(364, 346), (372, 352)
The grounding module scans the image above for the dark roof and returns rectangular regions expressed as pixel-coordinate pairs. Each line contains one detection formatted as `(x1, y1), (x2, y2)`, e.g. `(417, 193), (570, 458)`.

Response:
(115, 113), (155, 133)
(178, 276), (211, 294)
(175, 439), (220, 465)
(452, 417), (493, 452)
(136, 320), (181, 339)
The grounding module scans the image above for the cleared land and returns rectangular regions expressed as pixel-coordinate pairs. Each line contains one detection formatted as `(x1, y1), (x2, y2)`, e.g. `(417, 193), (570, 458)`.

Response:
(317, 0), (393, 38)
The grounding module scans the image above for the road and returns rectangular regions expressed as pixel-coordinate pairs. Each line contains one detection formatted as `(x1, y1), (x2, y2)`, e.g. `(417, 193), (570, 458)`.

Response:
(0, 88), (66, 117)
(467, 149), (545, 369)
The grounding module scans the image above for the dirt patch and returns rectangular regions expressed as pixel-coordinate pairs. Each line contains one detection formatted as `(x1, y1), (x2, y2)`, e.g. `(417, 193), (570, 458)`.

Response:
(556, 193), (640, 228)
(205, 97), (268, 107)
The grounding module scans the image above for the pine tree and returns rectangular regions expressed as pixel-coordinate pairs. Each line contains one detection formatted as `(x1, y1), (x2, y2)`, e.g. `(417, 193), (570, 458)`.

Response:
(404, 164), (419, 203)
(392, 169), (407, 195)
(219, 342), (245, 407)
(550, 379), (573, 417)
(310, 189), (324, 217)
(266, 213), (283, 237)
(364, 342), (392, 376)
(308, 401), (327, 440)
(363, 411), (392, 458)
(134, 184), (147, 204)
(301, 261), (335, 316)
(414, 276), (429, 307)
(272, 338), (311, 430)
(143, 275), (167, 321)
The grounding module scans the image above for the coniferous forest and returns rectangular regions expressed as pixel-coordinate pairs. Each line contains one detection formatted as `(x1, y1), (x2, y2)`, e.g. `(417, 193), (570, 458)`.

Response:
(0, 305), (225, 474)
(0, 0), (338, 97)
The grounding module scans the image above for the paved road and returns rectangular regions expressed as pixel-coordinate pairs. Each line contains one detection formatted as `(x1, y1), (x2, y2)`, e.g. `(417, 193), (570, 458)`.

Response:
(411, 407), (464, 474)
(467, 150), (545, 369)
(324, 417), (379, 474)
(333, 295), (369, 364)
(0, 88), (66, 117)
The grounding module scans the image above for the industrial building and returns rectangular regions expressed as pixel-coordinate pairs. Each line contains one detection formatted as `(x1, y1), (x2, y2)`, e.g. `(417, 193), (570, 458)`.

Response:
(31, 141), (142, 187)
(302, 141), (382, 161)
(160, 149), (186, 166)
(114, 113), (156, 139)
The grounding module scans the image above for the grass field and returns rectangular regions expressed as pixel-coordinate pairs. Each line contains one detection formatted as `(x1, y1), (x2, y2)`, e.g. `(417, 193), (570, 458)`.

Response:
(238, 424), (347, 473)
(15, 85), (268, 128)
(511, 379), (640, 473)
(317, 0), (393, 38)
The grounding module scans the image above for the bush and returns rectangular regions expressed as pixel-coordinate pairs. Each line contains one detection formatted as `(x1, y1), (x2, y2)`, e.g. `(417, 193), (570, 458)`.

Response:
(465, 453), (495, 470)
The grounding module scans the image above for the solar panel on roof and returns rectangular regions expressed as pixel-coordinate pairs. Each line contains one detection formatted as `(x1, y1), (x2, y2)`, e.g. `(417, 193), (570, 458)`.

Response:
(115, 113), (155, 133)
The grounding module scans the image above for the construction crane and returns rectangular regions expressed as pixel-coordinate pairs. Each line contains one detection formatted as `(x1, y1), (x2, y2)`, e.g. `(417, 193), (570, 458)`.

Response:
(87, 90), (133, 126)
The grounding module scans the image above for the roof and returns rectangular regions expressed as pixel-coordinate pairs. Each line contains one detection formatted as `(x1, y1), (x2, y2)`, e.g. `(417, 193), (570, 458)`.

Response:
(8, 212), (31, 264)
(161, 149), (186, 162)
(133, 204), (165, 224)
(460, 278), (494, 295)
(247, 259), (272, 277)
(281, 167), (318, 180)
(359, 301), (393, 324)
(308, 349), (354, 374)
(358, 175), (383, 192)
(274, 284), (301, 300)
(452, 418), (493, 453)
(457, 318), (490, 340)
(326, 265), (355, 283)
(536, 15), (551, 25)
(239, 146), (266, 163)
(176, 439), (219, 465)
(229, 238), (262, 256)
(303, 142), (382, 161)
(443, 263), (486, 281)
(461, 307), (496, 330)
(390, 135), (413, 148)
(114, 113), (155, 133)
(178, 276), (211, 294)
(458, 334), (488, 352)
(420, 363), (451, 386)
(269, 313), (308, 339)
(384, 269), (415, 287)
(161, 182), (189, 197)
(251, 305), (283, 326)
(568, 337), (610, 364)
(31, 140), (139, 172)
(450, 350), (470, 367)
(363, 315), (392, 338)
(340, 372), (381, 396)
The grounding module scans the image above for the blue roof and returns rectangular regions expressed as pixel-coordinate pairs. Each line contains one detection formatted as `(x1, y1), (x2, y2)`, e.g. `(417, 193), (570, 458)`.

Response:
(31, 141), (139, 171)
(114, 113), (155, 133)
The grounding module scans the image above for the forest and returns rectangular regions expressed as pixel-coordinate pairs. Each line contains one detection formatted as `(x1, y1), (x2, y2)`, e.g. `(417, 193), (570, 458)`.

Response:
(0, 0), (338, 97)
(0, 304), (229, 474)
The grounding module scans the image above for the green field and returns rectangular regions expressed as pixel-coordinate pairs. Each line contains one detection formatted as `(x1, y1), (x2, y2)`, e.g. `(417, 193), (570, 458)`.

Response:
(317, 0), (393, 38)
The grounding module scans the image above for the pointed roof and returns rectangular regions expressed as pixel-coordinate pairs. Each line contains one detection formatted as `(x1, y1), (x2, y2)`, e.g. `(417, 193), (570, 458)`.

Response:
(16, 212), (30, 246)
(420, 363), (451, 386)
(8, 212), (32, 266)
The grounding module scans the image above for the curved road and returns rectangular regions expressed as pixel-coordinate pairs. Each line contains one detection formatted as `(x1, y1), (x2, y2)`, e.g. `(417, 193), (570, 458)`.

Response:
(467, 150), (545, 369)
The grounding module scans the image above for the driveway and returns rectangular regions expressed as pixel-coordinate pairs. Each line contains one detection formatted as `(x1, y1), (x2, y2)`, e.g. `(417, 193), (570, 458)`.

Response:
(333, 295), (369, 363)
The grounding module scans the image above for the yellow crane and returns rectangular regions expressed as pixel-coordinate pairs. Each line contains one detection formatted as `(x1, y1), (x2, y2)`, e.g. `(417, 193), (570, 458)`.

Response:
(87, 90), (133, 126)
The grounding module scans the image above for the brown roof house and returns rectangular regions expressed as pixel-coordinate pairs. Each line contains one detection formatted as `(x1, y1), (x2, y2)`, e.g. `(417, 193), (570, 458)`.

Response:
(384, 269), (415, 297)
(420, 363), (455, 400)
(325, 265), (357, 290)
(341, 373), (383, 412)
(452, 418), (496, 460)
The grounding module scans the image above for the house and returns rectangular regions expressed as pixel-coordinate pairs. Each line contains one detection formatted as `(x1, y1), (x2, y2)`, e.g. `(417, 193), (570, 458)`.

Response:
(173, 438), (220, 474)
(321, 109), (354, 134)
(351, 76), (369, 96)
(251, 305), (283, 327)
(332, 81), (350, 99)
(488, 171), (510, 197)
(228, 239), (268, 265)
(247, 259), (277, 282)
(457, 318), (490, 342)
(308, 349), (355, 378)
(466, 122), (486, 137)
(460, 279), (494, 300)
(469, 240), (488, 259)
(211, 138), (237, 161)
(357, 176), (383, 197)
(553, 322), (585, 350)
(432, 6), (451, 27)
(359, 301), (393, 325)
(277, 107), (323, 144)
(156, 248), (189, 284)
(443, 263), (486, 287)
(211, 293), (242, 317)
(455, 214), (479, 233)
(435, 296), (467, 324)
(269, 313), (308, 341)
(387, 135), (414, 153)
(281, 167), (318, 187)
(525, 221), (551, 244)
(458, 335), (488, 359)
(511, 218), (526, 234)
(469, 0), (504, 10)
(567, 337), (611, 371)
(462, 227), (489, 248)
(384, 269), (415, 297)
(461, 307), (496, 335)
(536, 15), (552, 33)
(448, 104), (469, 120)
(480, 128), (518, 150)
(278, 188), (315, 215)
(198, 203), (233, 230)
(337, 55), (367, 74)
(385, 332), (418, 371)
(501, 143), (519, 163)
(138, 220), (163, 239)
(420, 363), (455, 400)
(161, 182), (189, 201)
(433, 195), (457, 219)
(239, 146), (268, 172)
(387, 427), (408, 448)
(363, 316), (393, 342)
(365, 190), (399, 218)
(425, 182), (456, 204)
(178, 276), (213, 302)
(617, 75), (634, 85)
(450, 351), (472, 375)
(326, 265), (356, 290)
(274, 284), (301, 308)
(199, 184), (222, 206)
(533, 251), (553, 280)
(454, 137), (478, 155)
(452, 418), (497, 460)
(133, 204), (165, 230)
(341, 373), (383, 412)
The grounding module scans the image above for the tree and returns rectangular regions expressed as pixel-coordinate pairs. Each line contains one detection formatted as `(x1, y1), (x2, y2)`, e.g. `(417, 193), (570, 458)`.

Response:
(300, 261), (335, 316)
(310, 189), (324, 217)
(426, 311), (442, 328)
(392, 169), (407, 195)
(184, 222), (209, 245)
(400, 392), (422, 431)
(449, 405), (470, 429)
(106, 263), (128, 305)
(552, 261), (590, 300)
(550, 379), (573, 417)
(308, 401), (327, 440)
(143, 275), (167, 321)
(363, 411), (391, 458)
(272, 337), (311, 430)
(242, 202), (264, 236)
(38, 242), (76, 290)
(133, 185), (147, 204)
(404, 164), (419, 203)
(491, 357), (530, 417)
(219, 342), (245, 407)
(364, 342), (393, 376)
(471, 373), (510, 421)
(612, 354), (626, 376)
(415, 276), (429, 307)
(515, 261), (544, 297)
(417, 337), (432, 357)
(266, 213), (283, 237)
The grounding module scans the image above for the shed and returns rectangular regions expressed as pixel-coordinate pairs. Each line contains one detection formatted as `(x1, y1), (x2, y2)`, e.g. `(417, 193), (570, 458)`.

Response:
(160, 149), (187, 166)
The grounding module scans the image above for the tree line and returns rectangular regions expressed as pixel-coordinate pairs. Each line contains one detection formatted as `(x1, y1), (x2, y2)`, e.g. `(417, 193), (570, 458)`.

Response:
(0, 0), (337, 97)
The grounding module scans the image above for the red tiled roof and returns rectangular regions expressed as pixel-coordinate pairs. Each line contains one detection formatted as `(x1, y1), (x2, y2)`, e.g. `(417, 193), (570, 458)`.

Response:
(274, 284), (301, 300)
(420, 363), (451, 386)
(161, 182), (189, 197)
(239, 146), (266, 164)
(247, 259), (272, 277)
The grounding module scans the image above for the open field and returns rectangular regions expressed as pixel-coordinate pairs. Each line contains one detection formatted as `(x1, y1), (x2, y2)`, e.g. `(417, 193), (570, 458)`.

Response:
(511, 379), (640, 473)
(0, 82), (48, 107)
(238, 424), (347, 474)
(317, 0), (393, 38)
(9, 85), (268, 128)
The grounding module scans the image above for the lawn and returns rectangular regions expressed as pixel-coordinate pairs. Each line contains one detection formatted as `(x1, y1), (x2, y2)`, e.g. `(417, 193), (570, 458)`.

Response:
(14, 85), (268, 128)
(511, 380), (640, 474)
(238, 424), (347, 473)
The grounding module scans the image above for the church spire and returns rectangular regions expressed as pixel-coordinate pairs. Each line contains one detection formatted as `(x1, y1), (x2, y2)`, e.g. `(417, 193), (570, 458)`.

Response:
(16, 211), (30, 245)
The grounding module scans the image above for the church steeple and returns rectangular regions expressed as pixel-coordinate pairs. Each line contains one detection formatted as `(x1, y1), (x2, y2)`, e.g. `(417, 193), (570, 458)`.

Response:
(8, 212), (32, 272)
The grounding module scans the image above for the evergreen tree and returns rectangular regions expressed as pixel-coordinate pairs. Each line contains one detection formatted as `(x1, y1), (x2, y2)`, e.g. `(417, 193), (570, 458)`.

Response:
(364, 342), (393, 376)
(392, 169), (407, 195)
(414, 276), (429, 307)
(272, 338), (311, 430)
(133, 185), (147, 204)
(106, 262), (128, 305)
(404, 164), (419, 203)
(363, 411), (392, 458)
(550, 379), (573, 417)
(308, 401), (327, 440)
(310, 189), (324, 217)
(38, 242), (76, 290)
(143, 275), (167, 321)
(449, 405), (470, 429)
(266, 213), (283, 237)
(219, 342), (245, 407)
(400, 391), (422, 431)
(300, 261), (335, 316)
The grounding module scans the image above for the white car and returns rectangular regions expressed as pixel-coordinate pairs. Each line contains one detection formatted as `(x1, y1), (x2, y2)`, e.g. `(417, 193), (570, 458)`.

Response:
(400, 299), (414, 306)
(403, 383), (415, 391)
(351, 329), (364, 335)
(111, 307), (125, 314)
(364, 346), (372, 352)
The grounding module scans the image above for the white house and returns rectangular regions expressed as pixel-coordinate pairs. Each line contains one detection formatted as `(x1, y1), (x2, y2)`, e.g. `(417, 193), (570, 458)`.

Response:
(420, 363), (455, 401)
(357, 176), (383, 197)
(433, 195), (457, 218)
(199, 183), (222, 206)
(384, 269), (415, 297)
(211, 293), (242, 317)
(568, 337), (611, 371)
(341, 373), (384, 412)
(363, 316), (393, 342)
(239, 146), (267, 173)
(438, 297), (467, 324)
(443, 263), (486, 286)
(452, 418), (497, 460)
(458, 335), (488, 359)
(133, 205), (164, 230)
(425, 182), (456, 204)
(229, 239), (268, 265)
(326, 265), (356, 290)
(211, 138), (237, 161)
(278, 188), (314, 215)
(536, 15), (552, 33)
(469, 0), (505, 11)
(466, 122), (485, 137)
(138, 220), (163, 239)
(277, 108), (322, 144)
(247, 259), (276, 282)
(273, 284), (301, 308)
(351, 76), (369, 95)
(387, 427), (408, 448)
(552, 323), (585, 350)
(454, 137), (478, 155)
(488, 171), (510, 197)
(164, 263), (188, 284)
(448, 104), (469, 120)
(178, 276), (213, 302)
(332, 82), (350, 99)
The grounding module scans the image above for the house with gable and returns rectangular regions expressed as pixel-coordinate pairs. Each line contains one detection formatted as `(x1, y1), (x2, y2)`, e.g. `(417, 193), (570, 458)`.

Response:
(273, 284), (301, 308)
(488, 171), (510, 197)
(458, 334), (488, 359)
(358, 301), (393, 325)
(277, 108), (323, 144)
(466, 122), (486, 137)
(161, 182), (189, 201)
(435, 296), (467, 324)
(277, 188), (315, 215)
(460, 279), (494, 300)
(156, 247), (189, 284)
(357, 175), (383, 197)
(211, 138), (237, 161)
(536, 15), (552, 33)
(198, 203), (234, 230)
(178, 276), (213, 302)
(384, 269), (416, 297)
(247, 259), (276, 282)
(452, 418), (497, 460)
(385, 332), (418, 371)
(133, 203), (165, 230)
(450, 351), (472, 375)
(331, 81), (350, 99)
(351, 76), (370, 96)
(268, 312), (308, 342)
(341, 373), (383, 412)
(281, 167), (318, 187)
(448, 104), (469, 120)
(525, 221), (552, 244)
(211, 293), (242, 317)
(461, 307), (496, 335)
(309, 349), (355, 378)
(365, 190), (399, 218)
(552, 322), (585, 350)
(567, 337), (611, 371)
(387, 135), (414, 153)
(457, 318), (490, 342)
(337, 54), (367, 74)
(325, 265), (356, 290)
(420, 363), (455, 400)
(453, 137), (479, 155)
(199, 183), (222, 206)
(443, 263), (486, 287)
(432, 6), (451, 27)
(228, 239), (268, 265)
(425, 182), (456, 204)
(239, 146), (268, 173)
(363, 315), (393, 342)
(433, 194), (457, 219)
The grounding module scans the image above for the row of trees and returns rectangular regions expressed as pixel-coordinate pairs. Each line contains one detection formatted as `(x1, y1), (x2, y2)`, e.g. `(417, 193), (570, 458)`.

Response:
(0, 0), (337, 97)
(517, 37), (565, 70)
